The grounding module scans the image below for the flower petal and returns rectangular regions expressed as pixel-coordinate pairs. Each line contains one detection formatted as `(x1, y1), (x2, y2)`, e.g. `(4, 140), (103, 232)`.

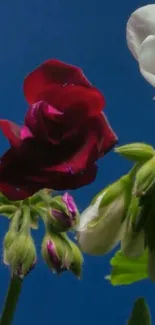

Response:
(41, 117), (103, 174)
(0, 183), (35, 200)
(98, 113), (118, 156)
(23, 59), (92, 104)
(25, 164), (98, 190)
(139, 35), (155, 87)
(126, 4), (155, 60)
(25, 84), (105, 119)
(0, 120), (33, 147)
(0, 120), (21, 147)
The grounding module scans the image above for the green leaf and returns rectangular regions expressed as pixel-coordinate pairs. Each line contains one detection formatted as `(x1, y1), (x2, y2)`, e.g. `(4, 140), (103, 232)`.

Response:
(128, 298), (151, 325)
(106, 250), (148, 285)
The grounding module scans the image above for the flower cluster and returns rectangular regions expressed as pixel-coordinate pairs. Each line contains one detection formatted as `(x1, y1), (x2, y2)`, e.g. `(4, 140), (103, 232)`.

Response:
(0, 59), (118, 280)
(1, 190), (83, 278)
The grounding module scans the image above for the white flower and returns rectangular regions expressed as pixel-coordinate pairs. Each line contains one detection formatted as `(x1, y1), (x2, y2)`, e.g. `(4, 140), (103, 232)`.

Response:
(76, 175), (133, 256)
(127, 4), (155, 87)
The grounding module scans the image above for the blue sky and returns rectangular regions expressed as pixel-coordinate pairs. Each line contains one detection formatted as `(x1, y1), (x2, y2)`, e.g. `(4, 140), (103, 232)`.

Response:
(0, 0), (155, 324)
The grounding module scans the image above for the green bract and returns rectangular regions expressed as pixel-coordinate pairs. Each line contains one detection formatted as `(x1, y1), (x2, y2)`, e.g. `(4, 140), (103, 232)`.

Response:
(134, 157), (155, 197)
(121, 196), (145, 257)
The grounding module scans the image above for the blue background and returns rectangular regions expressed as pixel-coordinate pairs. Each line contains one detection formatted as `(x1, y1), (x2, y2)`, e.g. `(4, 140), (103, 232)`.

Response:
(0, 0), (155, 324)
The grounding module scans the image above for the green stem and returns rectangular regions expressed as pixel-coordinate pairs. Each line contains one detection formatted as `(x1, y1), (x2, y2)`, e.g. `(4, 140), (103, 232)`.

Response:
(129, 163), (142, 179)
(0, 275), (23, 325)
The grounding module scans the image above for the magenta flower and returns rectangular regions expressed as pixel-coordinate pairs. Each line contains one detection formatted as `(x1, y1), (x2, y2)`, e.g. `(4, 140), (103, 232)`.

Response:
(0, 59), (118, 200)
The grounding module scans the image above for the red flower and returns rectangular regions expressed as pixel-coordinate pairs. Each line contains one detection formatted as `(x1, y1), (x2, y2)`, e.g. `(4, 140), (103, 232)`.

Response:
(0, 60), (118, 200)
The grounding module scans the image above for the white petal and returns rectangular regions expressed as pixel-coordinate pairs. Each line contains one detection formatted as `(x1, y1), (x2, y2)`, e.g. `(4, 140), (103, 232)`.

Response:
(127, 5), (155, 60)
(77, 196), (125, 256)
(139, 35), (155, 87)
(76, 194), (103, 231)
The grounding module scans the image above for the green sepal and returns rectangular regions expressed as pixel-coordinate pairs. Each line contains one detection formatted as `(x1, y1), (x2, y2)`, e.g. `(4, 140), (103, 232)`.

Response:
(115, 143), (155, 162)
(66, 237), (83, 278)
(88, 174), (133, 229)
(134, 157), (155, 197)
(121, 196), (145, 257)
(0, 205), (17, 218)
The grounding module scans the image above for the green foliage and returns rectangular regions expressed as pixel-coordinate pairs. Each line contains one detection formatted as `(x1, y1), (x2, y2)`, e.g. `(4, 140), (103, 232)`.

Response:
(128, 298), (151, 325)
(106, 250), (148, 285)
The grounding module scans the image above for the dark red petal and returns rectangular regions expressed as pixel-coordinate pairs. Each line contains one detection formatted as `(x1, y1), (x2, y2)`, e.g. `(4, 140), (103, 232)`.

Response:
(25, 164), (98, 190)
(23, 59), (92, 104)
(0, 120), (33, 148)
(98, 113), (118, 156)
(41, 120), (101, 174)
(24, 101), (64, 140)
(0, 183), (35, 200)
(30, 85), (105, 120)
(0, 120), (21, 147)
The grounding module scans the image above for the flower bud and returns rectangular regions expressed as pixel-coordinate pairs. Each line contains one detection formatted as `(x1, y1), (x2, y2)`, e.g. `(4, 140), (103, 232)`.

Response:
(42, 233), (72, 274)
(42, 233), (83, 278)
(121, 196), (145, 257)
(47, 193), (79, 232)
(67, 239), (83, 278)
(77, 174), (133, 256)
(115, 143), (155, 162)
(4, 233), (37, 278)
(133, 157), (155, 197)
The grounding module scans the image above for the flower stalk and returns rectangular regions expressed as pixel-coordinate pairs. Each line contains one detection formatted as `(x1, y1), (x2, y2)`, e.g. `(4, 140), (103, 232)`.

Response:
(0, 275), (23, 325)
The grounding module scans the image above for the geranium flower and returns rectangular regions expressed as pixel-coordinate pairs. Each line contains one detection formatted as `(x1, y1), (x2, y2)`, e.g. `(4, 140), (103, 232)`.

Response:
(127, 4), (155, 87)
(0, 60), (118, 200)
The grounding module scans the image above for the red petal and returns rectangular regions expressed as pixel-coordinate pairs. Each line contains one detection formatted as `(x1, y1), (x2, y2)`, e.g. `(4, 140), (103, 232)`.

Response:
(0, 183), (35, 200)
(25, 164), (98, 190)
(23, 59), (92, 104)
(0, 119), (21, 147)
(29, 84), (105, 120)
(41, 117), (104, 174)
(0, 147), (98, 199)
(0, 120), (33, 148)
(98, 113), (118, 156)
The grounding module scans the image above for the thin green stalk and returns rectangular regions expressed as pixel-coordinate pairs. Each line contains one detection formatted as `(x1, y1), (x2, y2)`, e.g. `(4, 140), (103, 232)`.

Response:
(129, 163), (142, 179)
(0, 275), (23, 325)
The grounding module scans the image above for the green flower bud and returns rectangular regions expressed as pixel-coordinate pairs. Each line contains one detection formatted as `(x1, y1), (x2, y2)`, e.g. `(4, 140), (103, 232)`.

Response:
(77, 174), (133, 256)
(42, 233), (83, 278)
(115, 143), (154, 162)
(121, 196), (145, 257)
(134, 157), (155, 197)
(5, 233), (37, 278)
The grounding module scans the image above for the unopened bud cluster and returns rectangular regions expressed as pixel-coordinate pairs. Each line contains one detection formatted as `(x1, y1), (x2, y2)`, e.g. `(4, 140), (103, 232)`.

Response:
(0, 190), (83, 280)
(39, 192), (83, 277)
